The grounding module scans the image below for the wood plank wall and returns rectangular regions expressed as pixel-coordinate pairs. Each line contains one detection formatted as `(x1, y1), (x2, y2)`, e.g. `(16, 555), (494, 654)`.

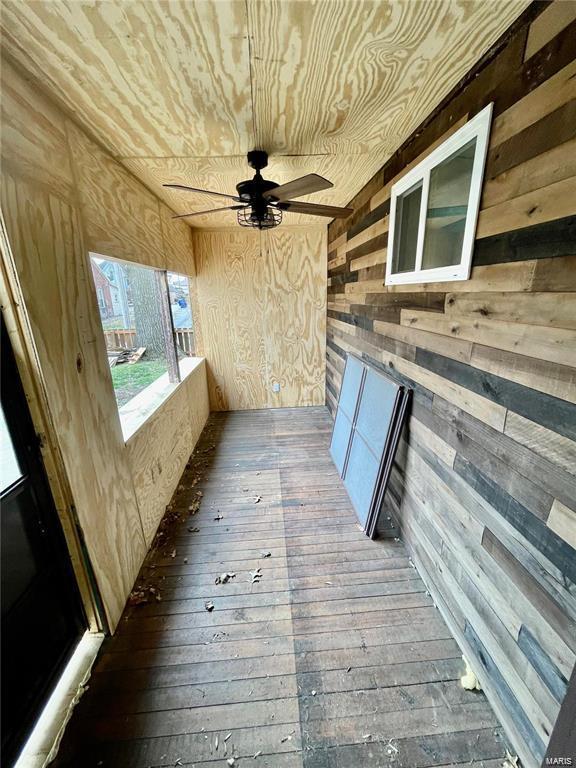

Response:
(193, 227), (326, 411)
(325, 4), (576, 766)
(0, 58), (209, 631)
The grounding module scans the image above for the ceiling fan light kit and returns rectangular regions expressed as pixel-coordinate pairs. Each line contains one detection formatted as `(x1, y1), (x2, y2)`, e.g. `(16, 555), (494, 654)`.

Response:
(164, 150), (353, 229)
(237, 206), (282, 229)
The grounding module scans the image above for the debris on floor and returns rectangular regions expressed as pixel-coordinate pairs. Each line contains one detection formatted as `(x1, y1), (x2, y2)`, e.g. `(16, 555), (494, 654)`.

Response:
(260, 551), (272, 558)
(461, 656), (482, 691)
(250, 568), (263, 584)
(214, 513), (224, 521)
(503, 751), (520, 768)
(215, 572), (236, 585)
(128, 585), (161, 605)
(204, 600), (215, 612)
(384, 739), (398, 757)
(253, 495), (262, 503)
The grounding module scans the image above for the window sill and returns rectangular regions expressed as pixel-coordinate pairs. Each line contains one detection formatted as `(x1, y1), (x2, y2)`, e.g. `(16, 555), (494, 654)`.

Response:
(120, 357), (204, 442)
(385, 263), (470, 286)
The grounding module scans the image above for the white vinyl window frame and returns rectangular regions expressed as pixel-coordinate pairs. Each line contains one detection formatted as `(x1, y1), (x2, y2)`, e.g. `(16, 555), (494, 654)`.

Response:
(385, 103), (493, 286)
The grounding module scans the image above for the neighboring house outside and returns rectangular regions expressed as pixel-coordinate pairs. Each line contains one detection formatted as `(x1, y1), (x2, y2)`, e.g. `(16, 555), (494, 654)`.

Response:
(91, 260), (120, 319)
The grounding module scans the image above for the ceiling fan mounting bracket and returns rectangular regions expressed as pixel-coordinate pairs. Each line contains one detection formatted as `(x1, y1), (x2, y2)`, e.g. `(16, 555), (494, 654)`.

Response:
(247, 149), (268, 171)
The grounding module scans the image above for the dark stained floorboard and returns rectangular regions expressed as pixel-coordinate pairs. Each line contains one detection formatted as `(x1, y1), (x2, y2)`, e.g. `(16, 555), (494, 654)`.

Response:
(52, 407), (507, 768)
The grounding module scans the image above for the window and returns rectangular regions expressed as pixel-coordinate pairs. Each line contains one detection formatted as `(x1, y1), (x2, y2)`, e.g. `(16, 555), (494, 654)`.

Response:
(90, 255), (199, 439)
(385, 104), (492, 286)
(167, 272), (196, 364)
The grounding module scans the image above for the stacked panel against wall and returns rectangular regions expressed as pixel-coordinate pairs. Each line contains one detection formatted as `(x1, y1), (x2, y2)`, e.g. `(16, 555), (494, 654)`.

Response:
(325, 6), (576, 767)
(330, 354), (409, 535)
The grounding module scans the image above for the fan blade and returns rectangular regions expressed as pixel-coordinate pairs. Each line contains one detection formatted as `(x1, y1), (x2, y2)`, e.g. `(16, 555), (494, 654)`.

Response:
(164, 183), (241, 202)
(263, 173), (333, 202)
(274, 200), (353, 218)
(172, 205), (247, 219)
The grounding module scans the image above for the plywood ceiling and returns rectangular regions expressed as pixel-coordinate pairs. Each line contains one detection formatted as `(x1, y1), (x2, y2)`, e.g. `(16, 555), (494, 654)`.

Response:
(0, 0), (529, 228)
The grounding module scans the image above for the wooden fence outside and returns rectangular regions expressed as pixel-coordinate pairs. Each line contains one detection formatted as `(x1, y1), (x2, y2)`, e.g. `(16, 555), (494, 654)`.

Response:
(175, 328), (195, 356)
(104, 328), (195, 356)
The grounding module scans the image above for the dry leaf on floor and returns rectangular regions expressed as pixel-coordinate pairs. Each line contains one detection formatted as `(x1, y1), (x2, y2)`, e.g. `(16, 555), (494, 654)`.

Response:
(170, 549), (177, 558)
(254, 750), (262, 758)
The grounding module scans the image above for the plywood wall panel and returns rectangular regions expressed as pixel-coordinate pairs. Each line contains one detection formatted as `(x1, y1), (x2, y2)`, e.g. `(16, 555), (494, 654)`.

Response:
(263, 229), (326, 407)
(126, 360), (209, 546)
(159, 202), (195, 276)
(194, 230), (267, 410)
(194, 228), (326, 410)
(1, 173), (147, 630)
(0, 61), (74, 202)
(324, 10), (576, 767)
(66, 121), (165, 268)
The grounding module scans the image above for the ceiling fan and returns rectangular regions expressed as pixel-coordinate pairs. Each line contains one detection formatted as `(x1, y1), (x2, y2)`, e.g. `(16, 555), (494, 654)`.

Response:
(164, 150), (353, 229)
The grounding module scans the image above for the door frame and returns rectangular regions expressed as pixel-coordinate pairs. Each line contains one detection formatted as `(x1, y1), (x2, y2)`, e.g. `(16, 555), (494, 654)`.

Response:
(1, 209), (105, 633)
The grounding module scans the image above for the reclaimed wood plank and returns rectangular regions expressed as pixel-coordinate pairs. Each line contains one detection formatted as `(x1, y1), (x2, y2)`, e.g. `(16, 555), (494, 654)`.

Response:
(476, 176), (576, 239)
(445, 291), (576, 330)
(401, 308), (576, 367)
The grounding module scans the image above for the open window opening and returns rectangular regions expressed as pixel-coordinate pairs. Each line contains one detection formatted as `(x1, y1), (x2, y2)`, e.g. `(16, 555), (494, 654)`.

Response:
(89, 255), (198, 439)
(385, 104), (492, 286)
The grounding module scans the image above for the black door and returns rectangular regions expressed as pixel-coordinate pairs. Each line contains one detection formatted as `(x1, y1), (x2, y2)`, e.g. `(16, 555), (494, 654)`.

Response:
(1, 318), (85, 766)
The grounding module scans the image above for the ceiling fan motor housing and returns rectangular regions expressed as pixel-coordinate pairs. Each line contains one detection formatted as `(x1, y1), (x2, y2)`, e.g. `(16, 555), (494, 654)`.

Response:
(235, 176), (279, 203)
(236, 150), (282, 228)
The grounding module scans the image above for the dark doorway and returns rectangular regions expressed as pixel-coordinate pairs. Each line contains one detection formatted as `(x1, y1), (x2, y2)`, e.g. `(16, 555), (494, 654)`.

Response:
(1, 318), (86, 766)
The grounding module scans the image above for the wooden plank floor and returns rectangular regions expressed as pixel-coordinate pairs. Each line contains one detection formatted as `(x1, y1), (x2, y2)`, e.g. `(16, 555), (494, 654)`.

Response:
(52, 407), (508, 768)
